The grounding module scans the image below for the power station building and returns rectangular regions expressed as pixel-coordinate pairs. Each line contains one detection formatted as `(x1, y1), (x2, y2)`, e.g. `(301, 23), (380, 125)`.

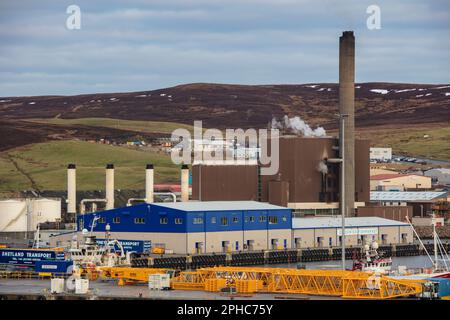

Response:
(192, 136), (370, 216)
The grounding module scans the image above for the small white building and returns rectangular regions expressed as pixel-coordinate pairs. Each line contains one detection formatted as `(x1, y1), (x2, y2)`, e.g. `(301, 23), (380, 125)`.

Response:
(370, 147), (392, 162)
(370, 173), (432, 191)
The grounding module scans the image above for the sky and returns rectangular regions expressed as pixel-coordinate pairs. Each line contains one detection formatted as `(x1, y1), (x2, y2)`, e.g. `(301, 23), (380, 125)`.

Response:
(0, 0), (449, 96)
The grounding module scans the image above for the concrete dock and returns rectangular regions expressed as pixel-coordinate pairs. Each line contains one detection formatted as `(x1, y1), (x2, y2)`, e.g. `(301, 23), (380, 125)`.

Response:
(0, 278), (332, 300)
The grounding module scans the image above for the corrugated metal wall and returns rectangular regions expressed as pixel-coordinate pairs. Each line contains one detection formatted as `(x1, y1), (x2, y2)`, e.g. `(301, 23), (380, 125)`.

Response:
(192, 137), (370, 204)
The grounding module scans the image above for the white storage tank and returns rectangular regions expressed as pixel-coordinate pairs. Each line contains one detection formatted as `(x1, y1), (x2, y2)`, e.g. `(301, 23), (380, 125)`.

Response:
(0, 199), (28, 232)
(30, 198), (61, 230)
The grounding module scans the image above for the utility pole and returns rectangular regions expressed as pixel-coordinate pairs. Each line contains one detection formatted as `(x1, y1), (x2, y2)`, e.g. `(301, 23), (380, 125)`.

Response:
(433, 213), (438, 271)
(340, 114), (348, 270)
(326, 113), (349, 270)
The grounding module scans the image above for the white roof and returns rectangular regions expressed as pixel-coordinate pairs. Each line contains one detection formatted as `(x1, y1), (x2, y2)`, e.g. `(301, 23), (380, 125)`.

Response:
(292, 216), (407, 229)
(152, 201), (289, 212)
(370, 191), (448, 202)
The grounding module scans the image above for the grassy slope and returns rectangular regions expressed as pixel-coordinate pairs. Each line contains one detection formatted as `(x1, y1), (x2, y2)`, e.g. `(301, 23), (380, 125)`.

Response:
(27, 118), (196, 134)
(356, 126), (450, 161)
(0, 140), (179, 192)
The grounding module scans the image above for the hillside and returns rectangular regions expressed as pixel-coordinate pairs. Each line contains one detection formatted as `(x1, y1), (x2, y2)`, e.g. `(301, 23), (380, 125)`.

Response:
(1, 82), (449, 130)
(0, 140), (179, 193)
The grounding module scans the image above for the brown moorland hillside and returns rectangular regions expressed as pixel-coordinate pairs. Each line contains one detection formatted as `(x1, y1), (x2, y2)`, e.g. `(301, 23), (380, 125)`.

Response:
(1, 82), (449, 128)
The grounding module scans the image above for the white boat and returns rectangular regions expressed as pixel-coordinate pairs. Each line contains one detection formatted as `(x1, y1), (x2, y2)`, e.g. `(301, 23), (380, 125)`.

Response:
(68, 216), (129, 269)
(352, 242), (392, 274)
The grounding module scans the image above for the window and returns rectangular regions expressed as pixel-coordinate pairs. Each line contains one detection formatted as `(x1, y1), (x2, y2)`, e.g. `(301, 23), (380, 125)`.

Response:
(268, 216), (278, 224)
(193, 217), (203, 224)
(113, 217), (120, 224)
(282, 216), (287, 222)
(249, 216), (255, 222)
(244, 216), (249, 223)
(317, 237), (324, 248)
(160, 217), (168, 224)
(259, 216), (266, 223)
(221, 217), (228, 226)
(295, 237), (302, 248)
(233, 216), (239, 223)
(401, 233), (408, 244)
(98, 217), (106, 223)
(134, 218), (145, 224)
(271, 239), (278, 249)
(211, 217), (216, 224)
(175, 218), (183, 224)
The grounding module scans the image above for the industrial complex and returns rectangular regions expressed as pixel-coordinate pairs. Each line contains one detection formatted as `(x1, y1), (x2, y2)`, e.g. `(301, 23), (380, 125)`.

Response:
(0, 30), (449, 301)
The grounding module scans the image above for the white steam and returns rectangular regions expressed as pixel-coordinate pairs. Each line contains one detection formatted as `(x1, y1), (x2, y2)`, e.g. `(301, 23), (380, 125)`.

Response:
(271, 115), (327, 137)
(317, 160), (328, 174)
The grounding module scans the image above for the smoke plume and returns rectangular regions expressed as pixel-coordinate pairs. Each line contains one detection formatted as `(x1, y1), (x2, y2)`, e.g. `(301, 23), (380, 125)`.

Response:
(317, 160), (328, 174)
(271, 115), (326, 137)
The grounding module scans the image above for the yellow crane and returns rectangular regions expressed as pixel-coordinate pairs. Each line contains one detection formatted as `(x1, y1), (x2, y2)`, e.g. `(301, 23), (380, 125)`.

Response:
(98, 266), (424, 299)
(99, 267), (176, 286)
(171, 267), (424, 299)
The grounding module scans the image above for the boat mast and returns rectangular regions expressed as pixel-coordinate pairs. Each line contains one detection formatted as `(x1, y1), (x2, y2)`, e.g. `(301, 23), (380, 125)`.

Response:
(405, 216), (436, 270)
(432, 213), (438, 270)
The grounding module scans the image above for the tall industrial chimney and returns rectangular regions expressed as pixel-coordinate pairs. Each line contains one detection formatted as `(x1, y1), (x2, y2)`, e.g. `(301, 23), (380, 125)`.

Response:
(339, 31), (355, 216)
(145, 164), (154, 203)
(67, 164), (76, 217)
(181, 165), (189, 202)
(105, 164), (115, 210)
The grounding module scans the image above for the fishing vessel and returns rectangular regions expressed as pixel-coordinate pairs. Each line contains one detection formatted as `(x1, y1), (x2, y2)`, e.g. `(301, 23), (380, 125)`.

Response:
(351, 241), (392, 274)
(68, 216), (130, 269)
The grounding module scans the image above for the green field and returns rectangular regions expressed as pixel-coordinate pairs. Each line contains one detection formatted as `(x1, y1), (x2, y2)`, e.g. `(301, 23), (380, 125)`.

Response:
(28, 117), (196, 134)
(357, 126), (450, 161)
(0, 140), (180, 192)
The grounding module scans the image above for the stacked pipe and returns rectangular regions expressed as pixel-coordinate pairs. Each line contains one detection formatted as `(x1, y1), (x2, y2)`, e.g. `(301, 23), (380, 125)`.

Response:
(145, 164), (154, 203)
(105, 164), (115, 210)
(339, 31), (356, 216)
(67, 164), (76, 216)
(181, 165), (189, 202)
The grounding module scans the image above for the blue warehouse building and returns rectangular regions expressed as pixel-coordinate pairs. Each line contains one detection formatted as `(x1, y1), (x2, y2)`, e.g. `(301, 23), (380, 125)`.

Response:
(76, 201), (292, 254)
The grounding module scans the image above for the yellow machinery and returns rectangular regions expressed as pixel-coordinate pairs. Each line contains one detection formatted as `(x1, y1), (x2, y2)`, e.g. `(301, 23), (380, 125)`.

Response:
(98, 266), (423, 299)
(152, 247), (165, 254)
(99, 267), (175, 286)
(171, 267), (424, 299)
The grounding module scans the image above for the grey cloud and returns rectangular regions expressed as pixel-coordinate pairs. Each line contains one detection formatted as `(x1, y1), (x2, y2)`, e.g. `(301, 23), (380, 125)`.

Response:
(0, 0), (448, 96)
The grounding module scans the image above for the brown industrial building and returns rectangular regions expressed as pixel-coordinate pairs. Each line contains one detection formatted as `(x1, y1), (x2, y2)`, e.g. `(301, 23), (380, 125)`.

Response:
(192, 136), (370, 215)
(356, 205), (413, 222)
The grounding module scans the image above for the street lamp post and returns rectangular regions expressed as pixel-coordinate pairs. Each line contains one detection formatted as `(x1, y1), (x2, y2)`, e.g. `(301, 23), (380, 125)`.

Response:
(340, 114), (348, 270)
(324, 114), (349, 270)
